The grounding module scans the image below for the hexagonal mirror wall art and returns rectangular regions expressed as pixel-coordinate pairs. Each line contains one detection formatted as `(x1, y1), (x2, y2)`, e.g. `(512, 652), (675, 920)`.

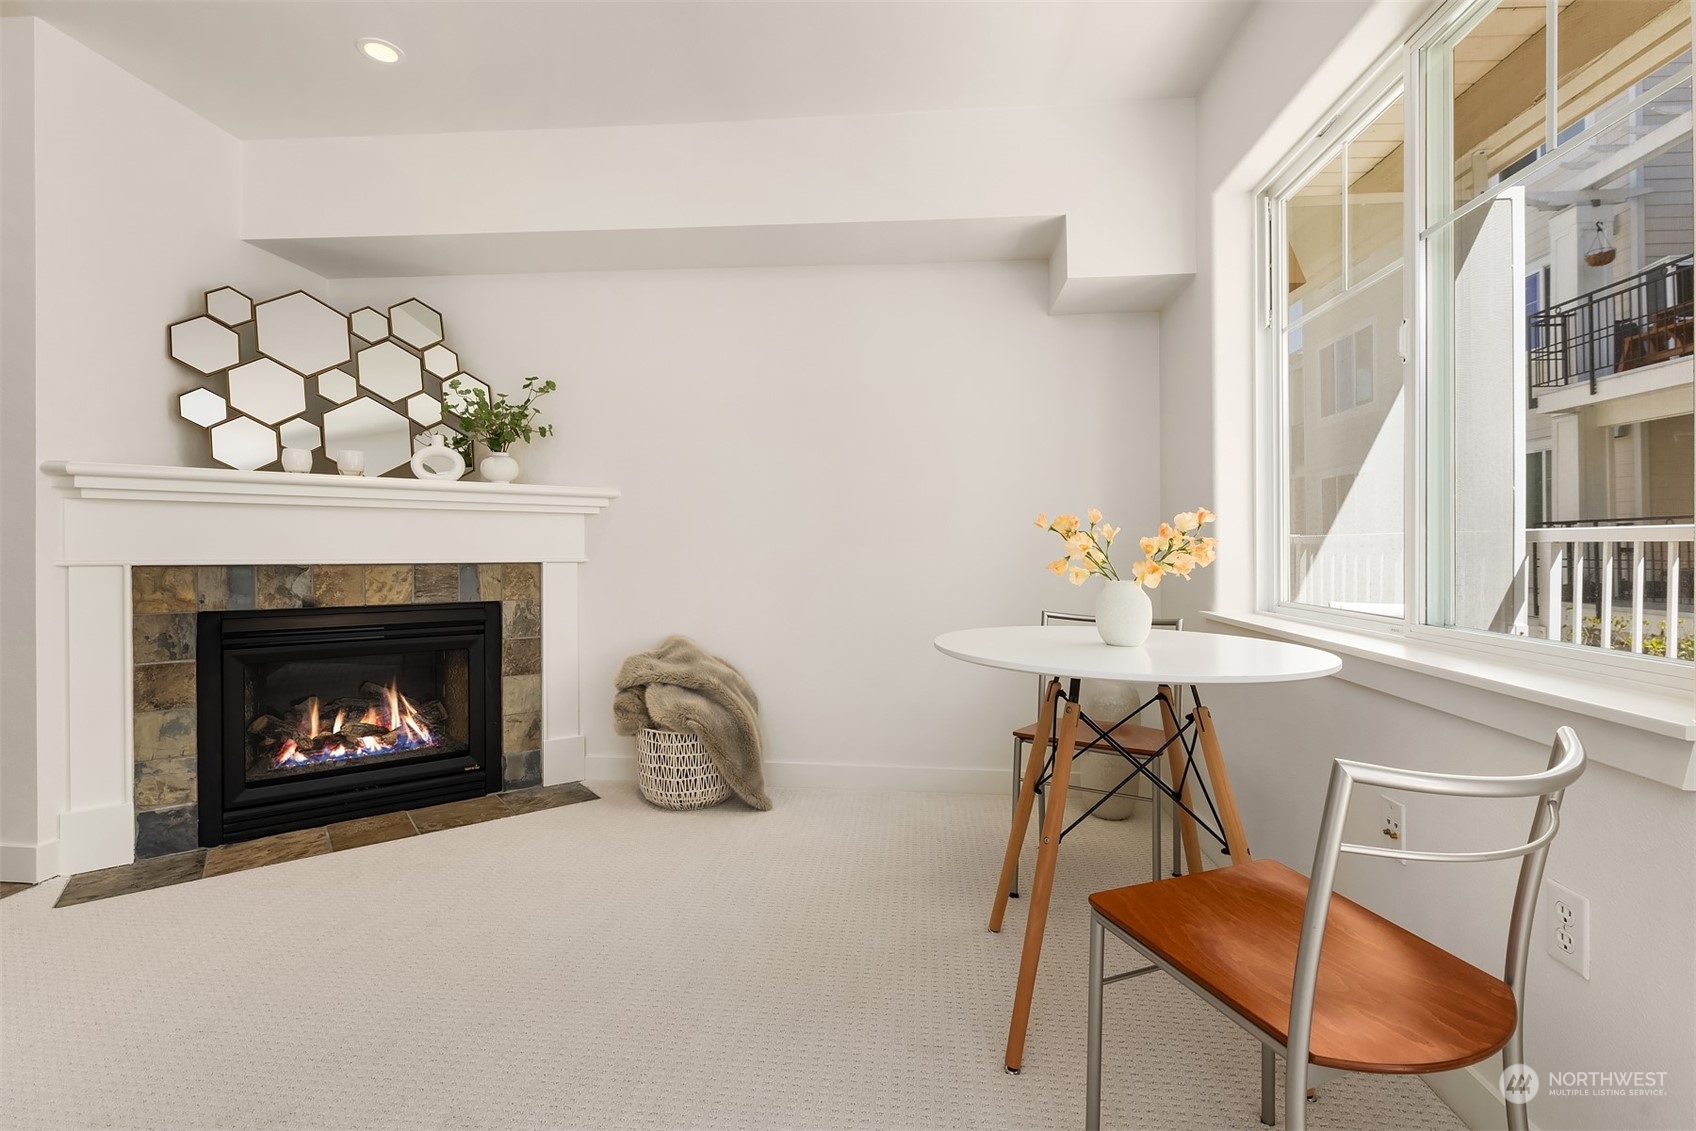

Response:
(205, 287), (254, 327)
(350, 307), (389, 343)
(279, 417), (322, 452)
(179, 387), (228, 428)
(390, 299), (443, 350)
(168, 287), (490, 477)
(228, 358), (307, 424)
(357, 340), (424, 403)
(317, 368), (358, 404)
(210, 416), (279, 471)
(324, 397), (412, 477)
(169, 316), (241, 374)
(256, 291), (351, 376)
(423, 344), (458, 378)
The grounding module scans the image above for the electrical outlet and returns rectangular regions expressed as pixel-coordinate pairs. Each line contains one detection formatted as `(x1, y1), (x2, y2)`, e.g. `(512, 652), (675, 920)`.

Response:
(1380, 796), (1406, 863)
(1543, 879), (1590, 979)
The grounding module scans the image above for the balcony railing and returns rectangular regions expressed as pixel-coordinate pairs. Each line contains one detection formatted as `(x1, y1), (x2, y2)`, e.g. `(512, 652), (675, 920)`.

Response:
(1529, 255), (1694, 397)
(1527, 519), (1694, 658)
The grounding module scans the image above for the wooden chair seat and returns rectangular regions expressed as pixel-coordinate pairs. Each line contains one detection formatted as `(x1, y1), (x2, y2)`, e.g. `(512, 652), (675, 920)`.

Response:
(1088, 859), (1517, 1074)
(1011, 720), (1166, 756)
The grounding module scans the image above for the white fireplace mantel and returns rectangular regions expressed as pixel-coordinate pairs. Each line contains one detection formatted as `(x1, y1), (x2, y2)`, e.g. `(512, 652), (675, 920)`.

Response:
(33, 461), (618, 880)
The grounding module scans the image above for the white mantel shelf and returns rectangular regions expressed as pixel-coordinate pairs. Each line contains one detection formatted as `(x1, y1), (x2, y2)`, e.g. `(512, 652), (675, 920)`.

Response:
(25, 460), (618, 883)
(41, 461), (619, 515)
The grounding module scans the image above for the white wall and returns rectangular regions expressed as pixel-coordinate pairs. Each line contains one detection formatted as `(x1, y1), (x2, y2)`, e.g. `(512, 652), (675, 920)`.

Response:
(330, 262), (1158, 788)
(1161, 3), (1696, 1129)
(2, 18), (320, 877)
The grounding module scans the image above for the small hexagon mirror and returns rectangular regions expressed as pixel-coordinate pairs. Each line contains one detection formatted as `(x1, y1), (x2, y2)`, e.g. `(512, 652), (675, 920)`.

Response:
(256, 291), (351, 376)
(389, 299), (443, 350)
(205, 287), (254, 327)
(210, 416), (279, 471)
(350, 307), (389, 343)
(317, 369), (358, 404)
(323, 397), (412, 477)
(423, 345), (458, 378)
(443, 374), (490, 417)
(229, 358), (307, 424)
(407, 393), (442, 426)
(279, 417), (322, 452)
(179, 387), (228, 428)
(357, 340), (423, 403)
(169, 316), (240, 374)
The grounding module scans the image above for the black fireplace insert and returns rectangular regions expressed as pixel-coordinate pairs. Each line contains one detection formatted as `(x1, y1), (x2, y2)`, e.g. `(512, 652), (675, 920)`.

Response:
(197, 602), (502, 845)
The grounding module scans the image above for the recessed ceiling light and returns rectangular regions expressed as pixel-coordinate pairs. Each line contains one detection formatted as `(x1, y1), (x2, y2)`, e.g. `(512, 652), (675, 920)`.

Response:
(357, 38), (404, 65)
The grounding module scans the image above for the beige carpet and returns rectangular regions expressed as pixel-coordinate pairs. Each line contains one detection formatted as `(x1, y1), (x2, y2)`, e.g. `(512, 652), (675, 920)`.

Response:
(1, 783), (1465, 1130)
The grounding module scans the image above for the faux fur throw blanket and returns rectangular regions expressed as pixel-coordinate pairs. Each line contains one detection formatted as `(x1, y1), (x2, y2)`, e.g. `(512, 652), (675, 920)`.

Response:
(613, 636), (771, 810)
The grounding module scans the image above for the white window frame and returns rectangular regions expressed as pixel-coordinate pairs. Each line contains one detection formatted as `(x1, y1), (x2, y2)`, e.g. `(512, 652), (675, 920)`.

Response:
(1254, 0), (1696, 697)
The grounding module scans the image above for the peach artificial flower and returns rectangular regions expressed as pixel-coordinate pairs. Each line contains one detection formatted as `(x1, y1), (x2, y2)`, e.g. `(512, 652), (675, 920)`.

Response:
(1158, 522), (1175, 539)
(1052, 514), (1080, 537)
(1174, 511), (1199, 533)
(1080, 556), (1101, 574)
(1140, 535), (1159, 556)
(1067, 566), (1089, 586)
(1170, 554), (1196, 577)
(1192, 541), (1216, 566)
(1065, 532), (1093, 559)
(1034, 513), (1049, 529)
(1047, 557), (1069, 575)
(1099, 523), (1118, 544)
(1195, 507), (1215, 526)
(1131, 559), (1164, 588)
(1087, 507), (1103, 525)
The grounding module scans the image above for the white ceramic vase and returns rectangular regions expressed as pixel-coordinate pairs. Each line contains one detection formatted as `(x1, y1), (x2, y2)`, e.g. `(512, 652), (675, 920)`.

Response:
(1094, 579), (1153, 647)
(280, 447), (314, 474)
(480, 451), (519, 484)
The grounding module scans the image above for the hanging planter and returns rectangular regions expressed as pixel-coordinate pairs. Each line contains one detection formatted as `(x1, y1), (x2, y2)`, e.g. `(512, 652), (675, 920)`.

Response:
(1584, 220), (1617, 268)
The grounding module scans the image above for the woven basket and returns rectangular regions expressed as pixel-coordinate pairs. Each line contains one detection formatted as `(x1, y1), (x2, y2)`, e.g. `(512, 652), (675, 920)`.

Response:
(635, 727), (731, 810)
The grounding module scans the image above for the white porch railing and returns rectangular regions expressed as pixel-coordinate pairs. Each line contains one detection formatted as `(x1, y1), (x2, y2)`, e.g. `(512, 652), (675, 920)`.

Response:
(1527, 523), (1695, 659)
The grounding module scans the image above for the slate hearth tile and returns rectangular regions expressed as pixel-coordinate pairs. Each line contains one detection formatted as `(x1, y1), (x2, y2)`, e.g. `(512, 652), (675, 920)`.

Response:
(56, 850), (207, 908)
(135, 805), (198, 858)
(135, 753), (196, 810)
(502, 782), (599, 815)
(413, 564), (460, 604)
(134, 709), (195, 764)
(1, 882), (32, 899)
(195, 566), (230, 610)
(501, 563), (540, 601)
(226, 565), (256, 610)
(502, 637), (540, 676)
(133, 613), (196, 664)
(502, 674), (541, 718)
(203, 828), (330, 878)
(502, 749), (542, 790)
(132, 566), (196, 613)
(476, 563), (503, 601)
(365, 564), (413, 605)
(328, 812), (417, 851)
(312, 565), (365, 609)
(458, 564), (480, 601)
(502, 599), (541, 640)
(502, 711), (541, 754)
(134, 662), (196, 713)
(410, 795), (510, 834)
(257, 565), (313, 609)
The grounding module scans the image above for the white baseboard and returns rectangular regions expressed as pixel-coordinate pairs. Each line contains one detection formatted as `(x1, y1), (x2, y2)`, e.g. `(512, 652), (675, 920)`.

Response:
(57, 802), (135, 875)
(585, 753), (1010, 795)
(543, 734), (586, 786)
(0, 838), (61, 884)
(1424, 1063), (1525, 1131)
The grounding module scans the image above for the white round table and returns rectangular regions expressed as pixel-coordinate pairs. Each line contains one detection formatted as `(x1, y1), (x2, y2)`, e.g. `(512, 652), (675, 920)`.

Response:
(934, 625), (1340, 1073)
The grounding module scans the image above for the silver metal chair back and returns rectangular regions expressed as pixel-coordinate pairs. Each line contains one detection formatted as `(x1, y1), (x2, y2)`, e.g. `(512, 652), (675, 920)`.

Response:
(1284, 726), (1587, 1131)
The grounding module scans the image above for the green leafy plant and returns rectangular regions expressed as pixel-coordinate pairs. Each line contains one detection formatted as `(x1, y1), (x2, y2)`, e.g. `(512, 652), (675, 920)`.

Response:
(446, 375), (557, 457)
(1577, 614), (1695, 660)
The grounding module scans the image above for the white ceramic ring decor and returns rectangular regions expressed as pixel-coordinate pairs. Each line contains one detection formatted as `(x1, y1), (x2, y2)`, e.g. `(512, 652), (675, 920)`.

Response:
(480, 451), (519, 484)
(1094, 579), (1153, 647)
(409, 434), (466, 481)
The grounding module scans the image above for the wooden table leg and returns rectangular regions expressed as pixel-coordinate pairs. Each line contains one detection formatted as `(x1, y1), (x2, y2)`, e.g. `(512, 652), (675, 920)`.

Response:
(990, 679), (1059, 933)
(1003, 697), (1081, 1073)
(1194, 704), (1252, 864)
(1158, 685), (1202, 875)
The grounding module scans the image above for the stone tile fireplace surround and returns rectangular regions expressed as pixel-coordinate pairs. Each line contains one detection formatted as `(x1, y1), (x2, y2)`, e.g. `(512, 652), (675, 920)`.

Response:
(30, 462), (617, 881)
(131, 561), (543, 857)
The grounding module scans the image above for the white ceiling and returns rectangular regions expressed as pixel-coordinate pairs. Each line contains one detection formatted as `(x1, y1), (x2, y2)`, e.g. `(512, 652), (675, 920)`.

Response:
(8, 0), (1255, 139)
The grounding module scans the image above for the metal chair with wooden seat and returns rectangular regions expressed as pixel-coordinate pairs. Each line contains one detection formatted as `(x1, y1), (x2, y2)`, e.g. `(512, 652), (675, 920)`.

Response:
(1085, 726), (1587, 1131)
(1006, 613), (1185, 898)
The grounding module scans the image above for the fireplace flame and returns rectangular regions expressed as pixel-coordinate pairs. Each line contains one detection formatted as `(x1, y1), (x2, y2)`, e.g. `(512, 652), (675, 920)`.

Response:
(270, 680), (439, 769)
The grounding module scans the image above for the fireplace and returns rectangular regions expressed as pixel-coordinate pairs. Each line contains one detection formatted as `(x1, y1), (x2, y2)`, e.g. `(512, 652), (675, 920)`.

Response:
(197, 602), (502, 844)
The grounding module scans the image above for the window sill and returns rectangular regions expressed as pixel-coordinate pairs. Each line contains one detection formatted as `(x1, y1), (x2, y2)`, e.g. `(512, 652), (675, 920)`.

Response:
(1204, 611), (1696, 790)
